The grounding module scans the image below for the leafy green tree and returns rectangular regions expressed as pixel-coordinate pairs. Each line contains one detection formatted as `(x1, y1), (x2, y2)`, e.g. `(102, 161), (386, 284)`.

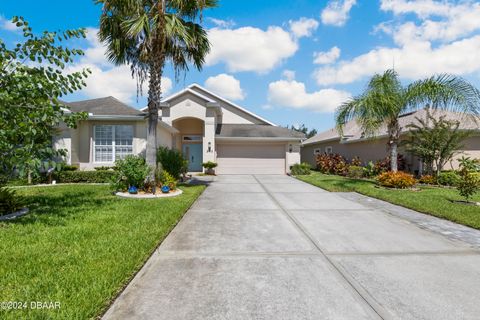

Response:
(336, 69), (480, 172)
(404, 109), (471, 176)
(97, 0), (216, 178)
(0, 17), (89, 183)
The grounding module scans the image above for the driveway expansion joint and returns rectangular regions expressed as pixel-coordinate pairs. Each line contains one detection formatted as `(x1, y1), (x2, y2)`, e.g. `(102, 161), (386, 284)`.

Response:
(252, 174), (390, 320)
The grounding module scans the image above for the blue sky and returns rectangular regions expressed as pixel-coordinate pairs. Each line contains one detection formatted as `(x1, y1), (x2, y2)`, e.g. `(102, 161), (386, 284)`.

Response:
(1, 0), (480, 132)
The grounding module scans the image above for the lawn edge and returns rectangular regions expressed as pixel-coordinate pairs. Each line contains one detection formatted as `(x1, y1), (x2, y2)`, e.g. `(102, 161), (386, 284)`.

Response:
(96, 184), (206, 319)
(295, 174), (480, 231)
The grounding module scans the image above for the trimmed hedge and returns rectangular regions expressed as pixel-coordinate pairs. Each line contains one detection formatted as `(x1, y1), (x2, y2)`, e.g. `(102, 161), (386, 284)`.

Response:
(54, 170), (115, 183)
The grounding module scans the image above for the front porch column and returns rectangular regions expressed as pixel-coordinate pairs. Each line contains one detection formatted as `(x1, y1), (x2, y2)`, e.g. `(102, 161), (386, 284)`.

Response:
(203, 119), (216, 166)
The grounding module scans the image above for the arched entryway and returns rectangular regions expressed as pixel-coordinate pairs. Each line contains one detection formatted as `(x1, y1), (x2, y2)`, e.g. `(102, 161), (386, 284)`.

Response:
(172, 117), (204, 172)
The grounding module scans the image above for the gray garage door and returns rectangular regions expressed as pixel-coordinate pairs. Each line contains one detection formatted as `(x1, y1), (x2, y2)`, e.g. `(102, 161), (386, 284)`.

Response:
(216, 143), (285, 174)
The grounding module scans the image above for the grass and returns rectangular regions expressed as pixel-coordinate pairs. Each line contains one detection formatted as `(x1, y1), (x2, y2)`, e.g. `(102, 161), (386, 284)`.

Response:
(297, 171), (480, 230)
(0, 184), (205, 319)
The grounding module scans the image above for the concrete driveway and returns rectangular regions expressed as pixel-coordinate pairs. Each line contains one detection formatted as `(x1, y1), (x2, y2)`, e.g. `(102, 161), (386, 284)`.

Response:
(104, 175), (480, 320)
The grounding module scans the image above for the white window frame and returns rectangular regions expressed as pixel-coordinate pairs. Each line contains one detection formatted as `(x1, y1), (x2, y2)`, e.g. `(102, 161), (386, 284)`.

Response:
(325, 146), (333, 154)
(314, 148), (321, 155)
(93, 125), (134, 163)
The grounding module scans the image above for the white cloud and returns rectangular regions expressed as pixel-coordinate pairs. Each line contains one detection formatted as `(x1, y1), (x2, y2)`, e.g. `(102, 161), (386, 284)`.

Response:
(0, 15), (18, 31)
(379, 1), (480, 44)
(204, 73), (245, 100)
(268, 79), (351, 113)
(380, 0), (451, 18)
(289, 17), (319, 38)
(321, 0), (357, 27)
(315, 1), (480, 86)
(70, 28), (172, 103)
(205, 26), (298, 73)
(313, 46), (341, 64)
(314, 36), (480, 85)
(209, 18), (236, 29)
(282, 70), (296, 81)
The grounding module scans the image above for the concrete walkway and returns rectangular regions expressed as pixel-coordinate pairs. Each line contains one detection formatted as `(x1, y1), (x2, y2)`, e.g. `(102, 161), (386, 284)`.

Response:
(104, 175), (480, 320)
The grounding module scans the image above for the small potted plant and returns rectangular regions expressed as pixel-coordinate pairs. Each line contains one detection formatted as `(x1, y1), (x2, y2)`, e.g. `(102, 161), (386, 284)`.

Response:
(202, 161), (218, 175)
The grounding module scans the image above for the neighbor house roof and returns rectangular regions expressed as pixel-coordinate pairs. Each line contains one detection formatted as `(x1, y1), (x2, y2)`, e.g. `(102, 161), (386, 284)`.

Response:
(63, 96), (146, 117)
(216, 124), (305, 140)
(303, 109), (480, 146)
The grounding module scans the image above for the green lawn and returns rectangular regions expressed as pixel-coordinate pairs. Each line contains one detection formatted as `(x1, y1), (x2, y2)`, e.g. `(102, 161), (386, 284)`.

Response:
(297, 172), (480, 230)
(0, 184), (205, 319)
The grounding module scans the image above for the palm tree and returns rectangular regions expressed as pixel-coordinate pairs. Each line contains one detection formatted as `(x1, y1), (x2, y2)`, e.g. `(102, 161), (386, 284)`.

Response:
(97, 0), (216, 174)
(335, 69), (480, 172)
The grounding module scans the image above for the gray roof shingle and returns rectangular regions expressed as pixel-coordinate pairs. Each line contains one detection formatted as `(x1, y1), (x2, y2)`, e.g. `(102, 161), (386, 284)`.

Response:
(303, 109), (480, 146)
(63, 96), (145, 116)
(216, 124), (305, 139)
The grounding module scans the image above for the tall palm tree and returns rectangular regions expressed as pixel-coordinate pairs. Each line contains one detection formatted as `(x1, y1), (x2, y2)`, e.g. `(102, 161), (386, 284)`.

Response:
(335, 69), (480, 172)
(97, 0), (216, 173)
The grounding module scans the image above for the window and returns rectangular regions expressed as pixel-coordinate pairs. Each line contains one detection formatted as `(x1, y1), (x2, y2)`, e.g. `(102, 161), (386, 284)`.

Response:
(94, 125), (133, 162)
(314, 148), (321, 155)
(183, 135), (202, 142)
(325, 146), (333, 154)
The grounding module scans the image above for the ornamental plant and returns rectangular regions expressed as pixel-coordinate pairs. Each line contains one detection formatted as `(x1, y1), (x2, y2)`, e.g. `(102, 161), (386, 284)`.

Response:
(315, 153), (349, 175)
(290, 163), (312, 176)
(456, 157), (480, 201)
(202, 161), (218, 175)
(377, 171), (416, 189)
(112, 155), (151, 191)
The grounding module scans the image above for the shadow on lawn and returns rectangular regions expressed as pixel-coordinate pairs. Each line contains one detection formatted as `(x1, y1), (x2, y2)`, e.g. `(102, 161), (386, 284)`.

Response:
(313, 175), (376, 192)
(3, 188), (115, 227)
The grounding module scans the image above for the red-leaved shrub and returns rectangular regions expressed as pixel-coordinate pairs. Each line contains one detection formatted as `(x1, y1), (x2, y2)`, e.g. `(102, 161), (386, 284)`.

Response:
(315, 153), (349, 176)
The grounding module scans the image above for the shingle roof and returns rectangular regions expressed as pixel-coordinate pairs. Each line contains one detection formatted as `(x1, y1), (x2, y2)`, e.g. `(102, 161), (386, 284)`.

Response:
(216, 124), (305, 139)
(303, 109), (480, 146)
(63, 96), (145, 116)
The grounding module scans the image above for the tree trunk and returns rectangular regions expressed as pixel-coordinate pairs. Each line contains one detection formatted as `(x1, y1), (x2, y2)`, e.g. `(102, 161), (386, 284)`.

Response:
(387, 121), (401, 172)
(146, 57), (164, 175)
(390, 141), (398, 172)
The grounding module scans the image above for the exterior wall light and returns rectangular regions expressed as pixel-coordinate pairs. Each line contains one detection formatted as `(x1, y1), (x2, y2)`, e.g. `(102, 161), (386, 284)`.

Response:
(208, 141), (212, 153)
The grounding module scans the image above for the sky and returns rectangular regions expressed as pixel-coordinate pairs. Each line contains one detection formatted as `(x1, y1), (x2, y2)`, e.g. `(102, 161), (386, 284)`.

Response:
(1, 0), (480, 132)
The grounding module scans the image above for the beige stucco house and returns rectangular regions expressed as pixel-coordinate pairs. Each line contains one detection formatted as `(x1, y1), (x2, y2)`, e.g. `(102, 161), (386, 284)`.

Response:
(302, 109), (480, 173)
(54, 84), (304, 174)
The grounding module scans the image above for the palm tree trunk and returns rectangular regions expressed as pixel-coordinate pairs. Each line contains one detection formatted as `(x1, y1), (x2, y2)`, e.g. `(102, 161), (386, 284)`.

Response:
(146, 56), (164, 174)
(390, 141), (398, 172)
(388, 121), (401, 172)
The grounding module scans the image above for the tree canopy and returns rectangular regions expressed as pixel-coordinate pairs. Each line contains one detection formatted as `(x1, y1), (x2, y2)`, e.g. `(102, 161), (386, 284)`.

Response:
(0, 17), (89, 182)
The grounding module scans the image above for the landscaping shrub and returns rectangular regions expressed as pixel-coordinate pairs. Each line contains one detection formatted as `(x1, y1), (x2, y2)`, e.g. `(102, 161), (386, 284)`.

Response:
(457, 157), (480, 201)
(363, 161), (377, 178)
(437, 171), (461, 186)
(290, 163), (312, 175)
(158, 171), (177, 190)
(347, 165), (364, 179)
(419, 175), (436, 185)
(157, 147), (187, 179)
(0, 187), (24, 215)
(60, 164), (78, 171)
(350, 156), (362, 166)
(202, 161), (218, 175)
(316, 153), (349, 175)
(375, 154), (406, 173)
(55, 170), (115, 183)
(112, 155), (151, 190)
(94, 166), (113, 171)
(377, 171), (416, 189)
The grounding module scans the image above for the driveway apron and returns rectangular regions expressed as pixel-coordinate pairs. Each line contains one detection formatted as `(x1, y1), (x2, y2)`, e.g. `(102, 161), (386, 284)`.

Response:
(104, 174), (480, 320)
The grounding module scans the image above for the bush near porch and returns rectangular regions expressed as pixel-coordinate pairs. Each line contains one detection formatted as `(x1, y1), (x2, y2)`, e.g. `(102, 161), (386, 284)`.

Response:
(0, 184), (205, 319)
(297, 171), (480, 230)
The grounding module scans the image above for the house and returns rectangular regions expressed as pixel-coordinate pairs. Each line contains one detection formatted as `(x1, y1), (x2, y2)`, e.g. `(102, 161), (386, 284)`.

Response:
(54, 84), (304, 174)
(301, 109), (480, 173)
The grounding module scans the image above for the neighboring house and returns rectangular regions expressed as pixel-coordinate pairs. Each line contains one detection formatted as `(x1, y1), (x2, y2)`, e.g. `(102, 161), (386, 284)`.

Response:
(54, 84), (304, 174)
(301, 109), (480, 173)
